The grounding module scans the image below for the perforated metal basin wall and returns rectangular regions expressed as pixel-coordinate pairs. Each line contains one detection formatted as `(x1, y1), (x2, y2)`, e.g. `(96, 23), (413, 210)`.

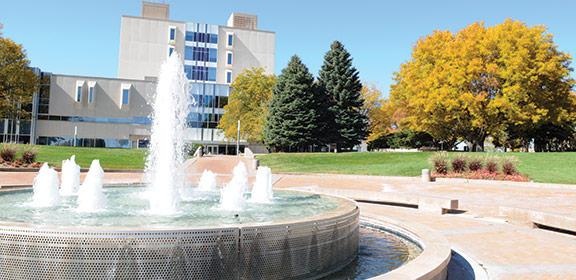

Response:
(0, 199), (359, 280)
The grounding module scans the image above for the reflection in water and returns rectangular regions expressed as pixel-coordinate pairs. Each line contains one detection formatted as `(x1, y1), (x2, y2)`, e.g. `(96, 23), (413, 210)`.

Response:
(325, 226), (422, 279)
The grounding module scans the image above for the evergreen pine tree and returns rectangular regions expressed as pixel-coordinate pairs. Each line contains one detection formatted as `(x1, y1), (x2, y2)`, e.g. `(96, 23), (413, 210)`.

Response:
(317, 41), (369, 150)
(264, 55), (319, 152)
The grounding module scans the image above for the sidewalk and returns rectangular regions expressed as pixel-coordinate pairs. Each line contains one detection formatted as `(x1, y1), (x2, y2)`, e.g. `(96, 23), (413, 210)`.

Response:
(272, 174), (576, 279)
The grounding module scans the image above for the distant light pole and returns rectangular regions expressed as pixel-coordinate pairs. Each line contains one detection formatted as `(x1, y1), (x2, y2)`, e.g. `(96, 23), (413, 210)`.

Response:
(236, 120), (241, 156)
(73, 126), (78, 147)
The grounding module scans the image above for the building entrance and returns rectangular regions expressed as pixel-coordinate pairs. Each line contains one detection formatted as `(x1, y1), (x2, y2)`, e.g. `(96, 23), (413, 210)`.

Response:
(206, 145), (218, 155)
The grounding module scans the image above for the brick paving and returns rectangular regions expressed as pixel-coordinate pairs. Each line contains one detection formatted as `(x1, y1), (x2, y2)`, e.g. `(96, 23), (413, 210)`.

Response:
(1, 155), (576, 279)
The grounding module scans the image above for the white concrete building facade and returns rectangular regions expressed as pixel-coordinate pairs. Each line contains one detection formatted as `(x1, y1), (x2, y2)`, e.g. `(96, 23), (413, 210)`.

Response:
(7, 2), (276, 153)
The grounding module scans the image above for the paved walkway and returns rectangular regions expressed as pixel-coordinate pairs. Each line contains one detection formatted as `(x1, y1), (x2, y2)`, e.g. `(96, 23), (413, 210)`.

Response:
(1, 156), (576, 279)
(271, 173), (576, 280)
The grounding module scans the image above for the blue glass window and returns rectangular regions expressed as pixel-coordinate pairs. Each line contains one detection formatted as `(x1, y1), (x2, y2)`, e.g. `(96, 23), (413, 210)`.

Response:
(184, 65), (192, 80)
(209, 48), (217, 63)
(169, 47), (174, 56)
(88, 87), (94, 103)
(208, 68), (216, 82)
(228, 34), (233, 46)
(227, 53), (233, 65)
(184, 46), (193, 60)
(210, 34), (218, 44)
(122, 89), (129, 105)
(226, 71), (232, 84)
(169, 28), (175, 40)
(185, 31), (194, 41)
(76, 86), (82, 102)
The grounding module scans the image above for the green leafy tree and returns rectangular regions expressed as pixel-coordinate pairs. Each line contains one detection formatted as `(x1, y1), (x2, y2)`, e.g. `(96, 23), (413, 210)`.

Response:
(264, 55), (320, 152)
(317, 41), (368, 150)
(218, 67), (276, 143)
(0, 30), (39, 140)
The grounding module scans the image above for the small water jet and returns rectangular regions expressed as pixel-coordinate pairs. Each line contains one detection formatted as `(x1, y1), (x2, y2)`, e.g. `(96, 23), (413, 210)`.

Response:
(31, 163), (61, 207)
(250, 166), (273, 203)
(60, 155), (80, 196)
(77, 160), (107, 212)
(145, 52), (191, 215)
(197, 169), (217, 191)
(220, 162), (249, 211)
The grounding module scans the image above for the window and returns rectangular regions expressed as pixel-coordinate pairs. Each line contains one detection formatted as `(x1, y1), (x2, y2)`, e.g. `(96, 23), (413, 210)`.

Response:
(226, 71), (232, 84)
(227, 34), (233, 47)
(208, 68), (216, 82)
(210, 34), (218, 44)
(169, 27), (175, 41)
(76, 86), (82, 102)
(122, 89), (130, 105)
(88, 87), (94, 103)
(169, 47), (174, 56)
(184, 46), (193, 60)
(227, 52), (233, 65)
(209, 48), (217, 63)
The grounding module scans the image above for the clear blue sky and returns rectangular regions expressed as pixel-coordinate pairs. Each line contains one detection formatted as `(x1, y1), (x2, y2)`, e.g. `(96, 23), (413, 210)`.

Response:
(2, 0), (575, 96)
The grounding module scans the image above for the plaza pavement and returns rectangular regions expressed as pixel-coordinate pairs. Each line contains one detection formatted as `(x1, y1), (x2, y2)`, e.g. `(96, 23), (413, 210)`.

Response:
(1, 155), (575, 279)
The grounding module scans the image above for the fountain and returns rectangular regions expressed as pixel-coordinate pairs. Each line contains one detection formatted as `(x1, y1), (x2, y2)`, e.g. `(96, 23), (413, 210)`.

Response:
(60, 155), (80, 195)
(30, 163), (60, 207)
(0, 52), (367, 279)
(76, 159), (107, 212)
(145, 52), (191, 215)
(197, 169), (217, 191)
(220, 162), (249, 211)
(250, 166), (273, 203)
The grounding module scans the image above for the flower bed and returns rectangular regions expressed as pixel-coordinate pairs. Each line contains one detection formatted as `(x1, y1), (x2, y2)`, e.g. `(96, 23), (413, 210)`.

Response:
(433, 169), (530, 182)
(0, 159), (43, 168)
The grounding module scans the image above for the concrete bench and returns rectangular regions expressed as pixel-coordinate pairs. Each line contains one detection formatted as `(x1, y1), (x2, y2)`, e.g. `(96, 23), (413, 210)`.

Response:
(500, 206), (576, 233)
(306, 187), (459, 215)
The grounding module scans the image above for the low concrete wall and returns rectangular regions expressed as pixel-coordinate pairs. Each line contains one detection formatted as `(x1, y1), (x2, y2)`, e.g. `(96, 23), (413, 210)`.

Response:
(308, 187), (458, 215)
(500, 206), (576, 232)
(361, 214), (451, 280)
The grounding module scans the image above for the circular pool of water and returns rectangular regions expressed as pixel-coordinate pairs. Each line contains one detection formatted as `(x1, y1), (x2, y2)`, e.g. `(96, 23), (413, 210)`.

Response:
(0, 186), (338, 227)
(325, 226), (422, 279)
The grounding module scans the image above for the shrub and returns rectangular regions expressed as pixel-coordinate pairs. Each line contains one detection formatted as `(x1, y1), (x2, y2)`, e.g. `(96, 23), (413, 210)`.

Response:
(451, 154), (468, 173)
(468, 158), (483, 171)
(485, 156), (499, 173)
(21, 145), (39, 164)
(501, 156), (520, 175)
(429, 152), (450, 174)
(0, 143), (18, 162)
(184, 142), (204, 155)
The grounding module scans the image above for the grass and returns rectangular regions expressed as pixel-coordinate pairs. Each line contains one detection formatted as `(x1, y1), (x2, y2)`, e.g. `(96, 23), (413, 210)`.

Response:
(27, 145), (148, 170)
(257, 152), (576, 185)
(7, 145), (576, 184)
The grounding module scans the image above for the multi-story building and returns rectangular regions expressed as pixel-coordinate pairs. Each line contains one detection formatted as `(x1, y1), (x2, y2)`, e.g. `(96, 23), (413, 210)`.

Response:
(11, 2), (275, 154)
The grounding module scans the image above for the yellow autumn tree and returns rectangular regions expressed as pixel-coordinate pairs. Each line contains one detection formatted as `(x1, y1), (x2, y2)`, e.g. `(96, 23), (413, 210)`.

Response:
(390, 19), (575, 151)
(360, 82), (399, 142)
(217, 67), (276, 143)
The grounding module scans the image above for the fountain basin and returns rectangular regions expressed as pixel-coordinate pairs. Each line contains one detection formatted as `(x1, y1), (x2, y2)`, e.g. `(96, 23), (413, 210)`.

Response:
(0, 189), (358, 280)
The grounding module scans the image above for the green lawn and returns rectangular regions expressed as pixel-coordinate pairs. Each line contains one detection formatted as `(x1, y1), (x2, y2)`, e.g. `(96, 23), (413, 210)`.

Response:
(29, 145), (148, 170)
(256, 152), (576, 185)
(8, 145), (576, 184)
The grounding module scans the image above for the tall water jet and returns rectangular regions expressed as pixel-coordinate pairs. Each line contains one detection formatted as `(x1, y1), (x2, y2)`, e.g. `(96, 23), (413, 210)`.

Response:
(197, 170), (217, 191)
(31, 163), (61, 207)
(250, 166), (273, 203)
(145, 52), (191, 215)
(60, 155), (80, 196)
(77, 160), (107, 212)
(220, 162), (248, 211)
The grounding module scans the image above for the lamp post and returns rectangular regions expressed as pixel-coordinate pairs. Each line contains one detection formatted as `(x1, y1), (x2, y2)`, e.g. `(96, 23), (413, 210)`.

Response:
(73, 126), (78, 147)
(236, 120), (241, 156)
